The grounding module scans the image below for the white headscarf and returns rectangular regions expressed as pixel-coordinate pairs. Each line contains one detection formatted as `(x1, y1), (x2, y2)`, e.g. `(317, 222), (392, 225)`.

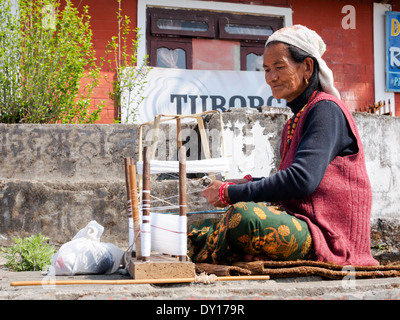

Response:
(266, 25), (340, 99)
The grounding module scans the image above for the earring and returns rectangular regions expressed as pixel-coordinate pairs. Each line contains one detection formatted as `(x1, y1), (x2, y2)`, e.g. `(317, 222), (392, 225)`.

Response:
(305, 78), (309, 85)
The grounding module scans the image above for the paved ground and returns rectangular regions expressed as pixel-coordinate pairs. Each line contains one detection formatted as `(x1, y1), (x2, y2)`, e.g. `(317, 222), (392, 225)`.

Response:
(1, 265), (400, 301)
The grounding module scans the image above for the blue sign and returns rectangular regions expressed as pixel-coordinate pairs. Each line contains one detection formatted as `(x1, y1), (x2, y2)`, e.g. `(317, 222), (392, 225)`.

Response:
(386, 11), (400, 92)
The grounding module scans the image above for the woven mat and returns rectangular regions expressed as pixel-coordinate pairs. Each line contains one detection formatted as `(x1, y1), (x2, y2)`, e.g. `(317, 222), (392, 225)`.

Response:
(196, 263), (252, 277)
(195, 260), (400, 280)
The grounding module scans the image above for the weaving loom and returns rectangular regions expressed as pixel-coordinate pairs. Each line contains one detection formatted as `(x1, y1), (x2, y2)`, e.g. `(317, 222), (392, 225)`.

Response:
(125, 111), (230, 279)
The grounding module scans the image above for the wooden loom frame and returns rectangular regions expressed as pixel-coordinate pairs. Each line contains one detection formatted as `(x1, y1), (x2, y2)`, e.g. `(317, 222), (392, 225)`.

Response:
(125, 111), (227, 279)
(125, 146), (195, 279)
(137, 110), (227, 195)
(138, 110), (226, 162)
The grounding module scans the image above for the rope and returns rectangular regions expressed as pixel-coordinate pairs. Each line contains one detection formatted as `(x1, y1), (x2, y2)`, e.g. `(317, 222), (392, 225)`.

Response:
(195, 272), (218, 284)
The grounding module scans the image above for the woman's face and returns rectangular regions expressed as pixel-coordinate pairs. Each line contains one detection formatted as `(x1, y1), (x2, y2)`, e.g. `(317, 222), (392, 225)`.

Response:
(263, 42), (312, 102)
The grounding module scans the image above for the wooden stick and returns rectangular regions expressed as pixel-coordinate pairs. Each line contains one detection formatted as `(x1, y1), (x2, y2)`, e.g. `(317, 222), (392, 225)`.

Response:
(196, 116), (216, 180)
(141, 146), (151, 262)
(124, 158), (135, 256)
(128, 162), (141, 259)
(10, 275), (270, 287)
(150, 115), (161, 160)
(176, 117), (182, 151)
(124, 158), (134, 219)
(178, 146), (187, 262)
(178, 146), (187, 218)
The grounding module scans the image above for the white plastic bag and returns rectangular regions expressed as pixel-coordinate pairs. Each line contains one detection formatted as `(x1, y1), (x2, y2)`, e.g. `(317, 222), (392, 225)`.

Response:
(48, 221), (124, 276)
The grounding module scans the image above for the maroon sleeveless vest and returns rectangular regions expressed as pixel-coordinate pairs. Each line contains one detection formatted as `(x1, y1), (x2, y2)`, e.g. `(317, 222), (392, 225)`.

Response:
(279, 92), (378, 266)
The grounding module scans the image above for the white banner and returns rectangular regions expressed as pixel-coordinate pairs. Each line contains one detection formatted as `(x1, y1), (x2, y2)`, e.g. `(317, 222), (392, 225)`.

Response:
(121, 67), (286, 124)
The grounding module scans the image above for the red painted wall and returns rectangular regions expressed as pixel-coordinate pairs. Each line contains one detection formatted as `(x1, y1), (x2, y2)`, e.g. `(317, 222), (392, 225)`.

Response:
(290, 0), (375, 112)
(70, 0), (137, 124)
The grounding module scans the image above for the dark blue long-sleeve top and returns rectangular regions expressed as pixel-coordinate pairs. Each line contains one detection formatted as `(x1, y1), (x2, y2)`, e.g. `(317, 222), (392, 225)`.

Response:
(227, 86), (358, 203)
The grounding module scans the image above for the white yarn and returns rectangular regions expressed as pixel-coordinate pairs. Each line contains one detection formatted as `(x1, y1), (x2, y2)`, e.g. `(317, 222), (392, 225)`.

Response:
(178, 215), (187, 257)
(141, 223), (151, 257)
(136, 157), (230, 174)
(128, 217), (134, 251)
(133, 157), (227, 259)
(150, 213), (187, 256)
(266, 24), (340, 99)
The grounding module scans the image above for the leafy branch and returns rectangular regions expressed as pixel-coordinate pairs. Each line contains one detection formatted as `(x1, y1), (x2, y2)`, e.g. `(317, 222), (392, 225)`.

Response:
(0, 0), (104, 123)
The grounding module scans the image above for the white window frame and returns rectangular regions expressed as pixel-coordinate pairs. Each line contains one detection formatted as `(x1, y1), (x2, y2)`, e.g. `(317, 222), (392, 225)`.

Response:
(137, 0), (293, 63)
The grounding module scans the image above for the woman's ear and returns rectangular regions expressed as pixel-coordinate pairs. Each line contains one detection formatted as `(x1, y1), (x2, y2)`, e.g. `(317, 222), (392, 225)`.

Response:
(303, 57), (314, 81)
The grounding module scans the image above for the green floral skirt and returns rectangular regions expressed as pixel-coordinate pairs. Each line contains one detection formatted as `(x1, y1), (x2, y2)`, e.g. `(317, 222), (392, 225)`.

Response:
(188, 202), (313, 264)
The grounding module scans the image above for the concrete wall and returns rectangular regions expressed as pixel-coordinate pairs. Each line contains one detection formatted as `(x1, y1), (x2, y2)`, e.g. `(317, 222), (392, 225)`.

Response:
(0, 124), (136, 246)
(0, 109), (399, 262)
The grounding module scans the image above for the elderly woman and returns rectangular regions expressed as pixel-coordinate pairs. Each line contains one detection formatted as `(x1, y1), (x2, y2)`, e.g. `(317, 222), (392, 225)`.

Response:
(188, 25), (378, 266)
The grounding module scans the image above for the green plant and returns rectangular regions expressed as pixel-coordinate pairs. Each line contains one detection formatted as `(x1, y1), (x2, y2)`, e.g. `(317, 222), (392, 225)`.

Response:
(1, 233), (56, 272)
(0, 0), (21, 122)
(106, 0), (150, 123)
(0, 0), (104, 123)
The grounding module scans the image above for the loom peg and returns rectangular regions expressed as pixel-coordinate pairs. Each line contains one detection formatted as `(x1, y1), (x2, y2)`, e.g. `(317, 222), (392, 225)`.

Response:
(142, 146), (151, 262)
(178, 146), (187, 262)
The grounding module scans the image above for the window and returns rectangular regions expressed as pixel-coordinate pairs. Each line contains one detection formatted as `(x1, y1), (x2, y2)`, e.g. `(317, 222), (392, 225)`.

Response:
(147, 8), (283, 71)
(157, 19), (208, 32)
(240, 44), (266, 71)
(149, 10), (215, 38)
(224, 24), (273, 37)
(150, 39), (192, 69)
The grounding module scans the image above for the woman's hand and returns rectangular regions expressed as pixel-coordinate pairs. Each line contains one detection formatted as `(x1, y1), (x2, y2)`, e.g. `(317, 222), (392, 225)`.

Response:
(201, 178), (250, 207)
(201, 180), (227, 207)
